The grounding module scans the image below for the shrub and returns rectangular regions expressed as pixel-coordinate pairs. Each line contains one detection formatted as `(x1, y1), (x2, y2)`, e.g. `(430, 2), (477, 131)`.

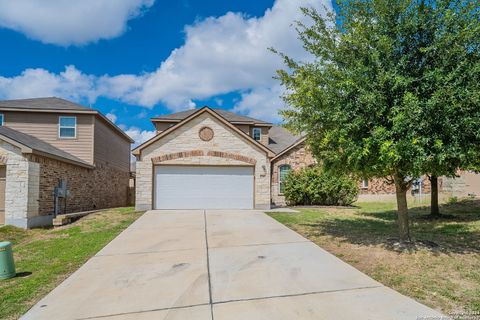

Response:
(283, 167), (359, 206)
(447, 196), (458, 204)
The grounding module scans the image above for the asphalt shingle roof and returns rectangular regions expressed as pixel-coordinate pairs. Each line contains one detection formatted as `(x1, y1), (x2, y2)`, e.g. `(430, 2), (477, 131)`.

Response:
(0, 97), (93, 111)
(0, 126), (92, 167)
(152, 108), (272, 125)
(268, 126), (303, 154)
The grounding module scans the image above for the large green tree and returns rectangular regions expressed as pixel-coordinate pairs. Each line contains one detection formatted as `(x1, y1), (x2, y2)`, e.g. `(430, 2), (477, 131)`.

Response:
(408, 0), (480, 216)
(275, 0), (480, 241)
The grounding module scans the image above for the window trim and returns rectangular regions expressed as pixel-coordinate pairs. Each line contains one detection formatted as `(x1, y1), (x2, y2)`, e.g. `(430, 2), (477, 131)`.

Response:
(0, 113), (4, 126)
(252, 127), (261, 141)
(412, 178), (422, 191)
(278, 164), (291, 195)
(58, 116), (77, 139)
(361, 179), (369, 189)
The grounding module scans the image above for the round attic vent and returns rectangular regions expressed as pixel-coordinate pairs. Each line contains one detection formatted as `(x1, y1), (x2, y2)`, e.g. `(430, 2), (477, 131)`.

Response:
(199, 126), (214, 141)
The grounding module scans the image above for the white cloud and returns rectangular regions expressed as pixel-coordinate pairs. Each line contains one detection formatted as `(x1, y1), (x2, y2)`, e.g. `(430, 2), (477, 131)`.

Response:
(0, 0), (331, 121)
(135, 110), (149, 119)
(0, 65), (98, 102)
(214, 98), (224, 107)
(234, 84), (286, 122)
(124, 127), (156, 147)
(117, 0), (330, 111)
(121, 126), (156, 163)
(0, 0), (155, 46)
(105, 112), (118, 123)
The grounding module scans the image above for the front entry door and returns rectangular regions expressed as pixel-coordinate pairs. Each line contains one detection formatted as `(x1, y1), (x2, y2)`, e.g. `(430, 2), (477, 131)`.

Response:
(0, 166), (5, 225)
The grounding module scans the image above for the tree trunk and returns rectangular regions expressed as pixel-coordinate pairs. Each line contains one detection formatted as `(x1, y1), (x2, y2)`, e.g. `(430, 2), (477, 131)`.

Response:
(430, 175), (440, 216)
(394, 176), (411, 242)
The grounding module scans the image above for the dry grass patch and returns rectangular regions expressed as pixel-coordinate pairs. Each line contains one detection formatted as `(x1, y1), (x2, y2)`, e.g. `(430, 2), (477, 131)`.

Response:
(269, 199), (480, 315)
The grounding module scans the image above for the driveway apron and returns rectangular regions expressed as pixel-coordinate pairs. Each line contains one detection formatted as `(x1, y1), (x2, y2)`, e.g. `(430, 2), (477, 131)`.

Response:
(22, 210), (444, 320)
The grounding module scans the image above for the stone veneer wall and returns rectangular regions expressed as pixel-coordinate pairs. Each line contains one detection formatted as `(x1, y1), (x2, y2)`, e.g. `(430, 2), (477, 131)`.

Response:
(271, 143), (316, 207)
(0, 141), (41, 228)
(136, 112), (271, 211)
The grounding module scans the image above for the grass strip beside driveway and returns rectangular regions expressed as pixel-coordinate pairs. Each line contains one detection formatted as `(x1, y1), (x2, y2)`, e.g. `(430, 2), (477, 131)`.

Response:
(0, 207), (143, 320)
(268, 200), (480, 315)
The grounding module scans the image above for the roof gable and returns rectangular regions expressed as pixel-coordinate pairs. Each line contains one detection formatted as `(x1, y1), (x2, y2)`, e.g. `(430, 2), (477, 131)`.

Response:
(133, 107), (274, 157)
(268, 126), (302, 154)
(271, 137), (307, 162)
(151, 108), (272, 126)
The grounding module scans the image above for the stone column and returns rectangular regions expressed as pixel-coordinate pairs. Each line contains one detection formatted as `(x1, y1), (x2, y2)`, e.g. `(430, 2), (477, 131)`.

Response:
(135, 159), (153, 211)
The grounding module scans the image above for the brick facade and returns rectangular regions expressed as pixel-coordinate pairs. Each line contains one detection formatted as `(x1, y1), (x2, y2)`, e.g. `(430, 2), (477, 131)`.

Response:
(271, 142), (316, 206)
(152, 150), (204, 163)
(358, 176), (438, 195)
(32, 156), (129, 216)
(206, 151), (257, 165)
(270, 141), (450, 206)
(151, 150), (257, 165)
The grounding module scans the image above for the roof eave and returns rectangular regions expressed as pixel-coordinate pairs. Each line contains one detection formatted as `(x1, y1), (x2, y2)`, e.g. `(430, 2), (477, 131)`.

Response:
(134, 106), (210, 154)
(150, 118), (182, 123)
(30, 150), (94, 169)
(271, 137), (307, 162)
(95, 112), (134, 143)
(0, 107), (97, 114)
(0, 135), (33, 153)
(0, 134), (94, 168)
(150, 118), (273, 127)
(225, 121), (272, 126)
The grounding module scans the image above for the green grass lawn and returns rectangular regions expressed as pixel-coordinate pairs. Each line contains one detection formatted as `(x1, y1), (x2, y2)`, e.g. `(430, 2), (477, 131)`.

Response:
(0, 207), (143, 320)
(269, 199), (480, 315)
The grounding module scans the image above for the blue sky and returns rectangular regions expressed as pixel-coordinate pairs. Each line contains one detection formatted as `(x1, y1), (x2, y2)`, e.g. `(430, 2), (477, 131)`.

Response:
(0, 0), (332, 144)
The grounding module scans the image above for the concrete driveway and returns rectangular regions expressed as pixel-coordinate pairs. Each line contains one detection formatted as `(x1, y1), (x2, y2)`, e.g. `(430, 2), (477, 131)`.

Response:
(23, 210), (444, 320)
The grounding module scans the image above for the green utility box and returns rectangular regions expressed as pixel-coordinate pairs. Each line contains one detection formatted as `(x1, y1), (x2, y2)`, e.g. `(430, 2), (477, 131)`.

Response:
(0, 241), (16, 279)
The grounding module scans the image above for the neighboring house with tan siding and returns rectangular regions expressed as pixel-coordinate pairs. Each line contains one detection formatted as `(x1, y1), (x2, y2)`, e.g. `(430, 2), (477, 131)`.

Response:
(133, 106), (480, 210)
(0, 97), (133, 228)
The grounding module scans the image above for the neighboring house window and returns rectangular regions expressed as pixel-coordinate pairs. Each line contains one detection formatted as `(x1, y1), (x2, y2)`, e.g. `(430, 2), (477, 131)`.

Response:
(252, 127), (261, 141)
(361, 179), (369, 189)
(59, 116), (76, 138)
(412, 178), (422, 192)
(279, 165), (291, 194)
(0, 114), (4, 126)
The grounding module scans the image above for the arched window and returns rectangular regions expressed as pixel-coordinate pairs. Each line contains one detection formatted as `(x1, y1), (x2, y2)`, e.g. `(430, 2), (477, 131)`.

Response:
(279, 165), (291, 194)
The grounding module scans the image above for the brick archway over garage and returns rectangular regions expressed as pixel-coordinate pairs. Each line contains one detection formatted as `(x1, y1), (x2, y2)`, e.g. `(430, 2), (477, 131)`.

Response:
(151, 150), (256, 165)
(151, 150), (204, 164)
(207, 151), (256, 165)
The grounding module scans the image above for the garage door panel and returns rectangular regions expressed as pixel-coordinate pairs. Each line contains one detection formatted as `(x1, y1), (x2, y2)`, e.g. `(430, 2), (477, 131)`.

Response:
(155, 166), (254, 209)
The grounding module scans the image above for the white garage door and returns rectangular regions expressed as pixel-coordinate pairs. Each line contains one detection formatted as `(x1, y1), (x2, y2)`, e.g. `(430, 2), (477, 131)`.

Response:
(154, 166), (254, 209)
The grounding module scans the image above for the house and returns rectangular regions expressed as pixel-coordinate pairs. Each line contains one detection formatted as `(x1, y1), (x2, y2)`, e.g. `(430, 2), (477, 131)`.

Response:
(0, 97), (133, 228)
(133, 106), (480, 210)
(133, 106), (313, 210)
